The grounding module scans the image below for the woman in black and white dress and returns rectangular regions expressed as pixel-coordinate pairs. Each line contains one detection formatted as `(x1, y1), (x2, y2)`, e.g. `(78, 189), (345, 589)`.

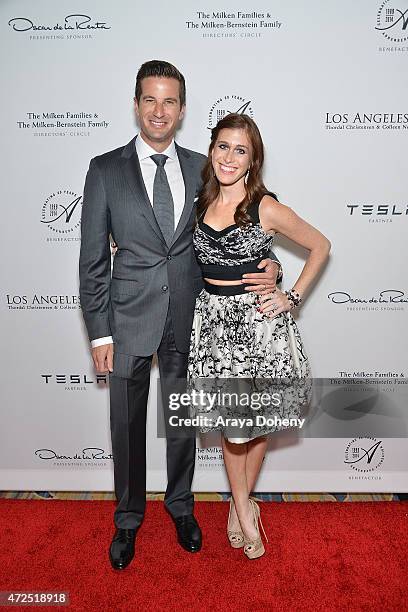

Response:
(188, 113), (331, 559)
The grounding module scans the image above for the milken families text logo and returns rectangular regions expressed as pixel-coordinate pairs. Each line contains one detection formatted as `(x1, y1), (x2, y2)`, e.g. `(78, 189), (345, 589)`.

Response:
(184, 10), (283, 40)
(17, 111), (109, 136)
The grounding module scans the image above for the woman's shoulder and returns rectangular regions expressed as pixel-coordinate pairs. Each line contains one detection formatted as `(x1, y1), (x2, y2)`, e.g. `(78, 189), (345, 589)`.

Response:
(259, 192), (292, 215)
(258, 193), (297, 234)
(260, 192), (279, 206)
(247, 192), (278, 222)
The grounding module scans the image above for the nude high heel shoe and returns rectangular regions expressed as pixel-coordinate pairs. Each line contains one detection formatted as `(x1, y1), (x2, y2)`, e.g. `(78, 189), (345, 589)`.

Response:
(243, 498), (268, 559)
(227, 497), (245, 548)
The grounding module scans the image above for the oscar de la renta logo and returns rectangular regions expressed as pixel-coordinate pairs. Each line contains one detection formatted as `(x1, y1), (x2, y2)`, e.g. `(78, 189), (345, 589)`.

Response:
(8, 14), (111, 33)
(327, 289), (407, 310)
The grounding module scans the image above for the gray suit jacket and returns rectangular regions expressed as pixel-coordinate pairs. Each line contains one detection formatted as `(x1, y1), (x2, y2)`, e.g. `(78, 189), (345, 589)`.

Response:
(79, 135), (281, 378)
(79, 136), (206, 376)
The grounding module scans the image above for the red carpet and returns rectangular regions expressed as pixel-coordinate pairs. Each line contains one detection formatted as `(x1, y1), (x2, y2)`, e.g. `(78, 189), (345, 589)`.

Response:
(0, 500), (406, 611)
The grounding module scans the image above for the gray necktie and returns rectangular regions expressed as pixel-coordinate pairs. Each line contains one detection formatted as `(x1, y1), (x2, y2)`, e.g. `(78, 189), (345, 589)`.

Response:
(150, 154), (175, 246)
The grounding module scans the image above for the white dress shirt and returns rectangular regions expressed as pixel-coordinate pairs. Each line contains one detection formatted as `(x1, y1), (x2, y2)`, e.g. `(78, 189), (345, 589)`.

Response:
(91, 135), (185, 348)
(136, 135), (185, 228)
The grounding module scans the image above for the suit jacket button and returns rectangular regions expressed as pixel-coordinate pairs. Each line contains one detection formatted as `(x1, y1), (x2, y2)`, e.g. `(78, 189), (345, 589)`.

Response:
(166, 255), (172, 260)
(162, 285), (168, 292)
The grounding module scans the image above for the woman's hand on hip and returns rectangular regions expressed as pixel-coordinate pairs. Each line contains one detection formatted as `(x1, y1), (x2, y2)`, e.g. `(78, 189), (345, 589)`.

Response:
(257, 289), (292, 318)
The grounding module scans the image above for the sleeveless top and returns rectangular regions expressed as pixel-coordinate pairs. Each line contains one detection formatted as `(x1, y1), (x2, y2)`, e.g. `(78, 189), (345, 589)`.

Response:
(193, 200), (275, 281)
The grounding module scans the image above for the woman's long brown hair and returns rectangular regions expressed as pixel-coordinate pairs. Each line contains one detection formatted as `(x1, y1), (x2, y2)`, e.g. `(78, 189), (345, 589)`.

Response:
(197, 113), (277, 226)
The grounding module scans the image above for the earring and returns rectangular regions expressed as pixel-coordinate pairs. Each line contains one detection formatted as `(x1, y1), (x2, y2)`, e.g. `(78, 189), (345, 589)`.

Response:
(244, 169), (250, 184)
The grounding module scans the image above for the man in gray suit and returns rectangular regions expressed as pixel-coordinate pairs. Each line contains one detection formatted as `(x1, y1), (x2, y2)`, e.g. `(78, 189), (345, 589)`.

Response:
(79, 60), (281, 570)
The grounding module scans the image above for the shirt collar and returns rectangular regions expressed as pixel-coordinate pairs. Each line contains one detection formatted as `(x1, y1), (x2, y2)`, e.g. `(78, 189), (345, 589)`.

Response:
(135, 134), (177, 161)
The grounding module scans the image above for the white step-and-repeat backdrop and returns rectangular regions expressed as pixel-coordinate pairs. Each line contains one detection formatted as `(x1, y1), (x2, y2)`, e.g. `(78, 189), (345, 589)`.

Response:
(1, 0), (407, 491)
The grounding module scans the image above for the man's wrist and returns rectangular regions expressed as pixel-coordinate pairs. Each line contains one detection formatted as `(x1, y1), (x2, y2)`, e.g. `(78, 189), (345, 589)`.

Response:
(271, 261), (282, 283)
(91, 336), (113, 348)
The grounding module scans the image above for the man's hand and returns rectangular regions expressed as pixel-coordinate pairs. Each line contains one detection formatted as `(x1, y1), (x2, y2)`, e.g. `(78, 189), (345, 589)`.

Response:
(241, 258), (280, 296)
(92, 343), (114, 373)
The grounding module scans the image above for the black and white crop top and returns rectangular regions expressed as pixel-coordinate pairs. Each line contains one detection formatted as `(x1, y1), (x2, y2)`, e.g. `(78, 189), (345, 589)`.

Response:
(193, 200), (275, 281)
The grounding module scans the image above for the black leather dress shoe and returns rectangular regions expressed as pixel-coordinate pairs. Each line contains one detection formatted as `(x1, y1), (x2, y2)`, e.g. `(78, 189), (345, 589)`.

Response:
(109, 528), (137, 570)
(173, 514), (202, 553)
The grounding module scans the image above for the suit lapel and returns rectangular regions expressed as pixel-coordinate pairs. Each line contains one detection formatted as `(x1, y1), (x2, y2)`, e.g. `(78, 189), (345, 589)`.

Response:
(121, 137), (166, 245)
(171, 144), (196, 246)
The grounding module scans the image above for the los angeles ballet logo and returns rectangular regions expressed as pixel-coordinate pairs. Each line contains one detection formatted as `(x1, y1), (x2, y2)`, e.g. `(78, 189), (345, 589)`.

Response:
(5, 293), (80, 311)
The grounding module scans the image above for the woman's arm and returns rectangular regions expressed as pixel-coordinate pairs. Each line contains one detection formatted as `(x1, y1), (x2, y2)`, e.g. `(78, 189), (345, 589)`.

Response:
(259, 195), (331, 310)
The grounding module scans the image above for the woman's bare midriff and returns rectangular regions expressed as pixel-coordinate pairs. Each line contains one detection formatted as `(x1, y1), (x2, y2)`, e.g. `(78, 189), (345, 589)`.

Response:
(204, 278), (242, 286)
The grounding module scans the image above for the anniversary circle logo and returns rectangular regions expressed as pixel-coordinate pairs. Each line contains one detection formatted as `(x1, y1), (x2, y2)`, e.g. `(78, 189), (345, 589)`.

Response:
(375, 1), (408, 43)
(208, 95), (254, 129)
(40, 190), (82, 235)
(344, 437), (385, 472)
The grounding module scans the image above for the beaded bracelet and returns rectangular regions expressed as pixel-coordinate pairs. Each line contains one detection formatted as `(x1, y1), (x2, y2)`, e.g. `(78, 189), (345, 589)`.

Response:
(285, 288), (302, 309)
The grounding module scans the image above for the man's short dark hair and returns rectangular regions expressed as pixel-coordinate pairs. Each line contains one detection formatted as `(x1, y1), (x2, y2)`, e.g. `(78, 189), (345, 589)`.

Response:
(135, 60), (186, 107)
